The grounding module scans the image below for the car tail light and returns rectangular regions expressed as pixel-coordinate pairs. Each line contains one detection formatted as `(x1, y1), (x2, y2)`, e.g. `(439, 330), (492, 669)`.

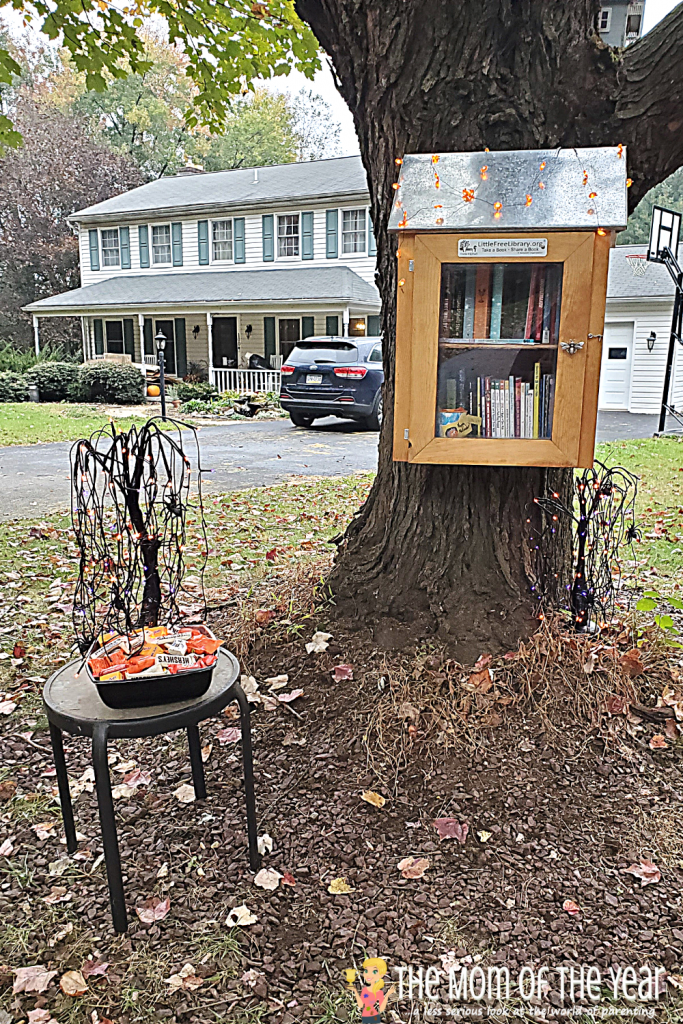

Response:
(333, 366), (367, 379)
(280, 364), (295, 375)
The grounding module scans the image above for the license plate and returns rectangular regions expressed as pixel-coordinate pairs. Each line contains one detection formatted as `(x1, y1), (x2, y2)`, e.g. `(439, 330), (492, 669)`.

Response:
(306, 374), (323, 384)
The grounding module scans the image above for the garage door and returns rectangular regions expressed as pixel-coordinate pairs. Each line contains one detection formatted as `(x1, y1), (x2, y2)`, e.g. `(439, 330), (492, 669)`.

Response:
(598, 323), (634, 410)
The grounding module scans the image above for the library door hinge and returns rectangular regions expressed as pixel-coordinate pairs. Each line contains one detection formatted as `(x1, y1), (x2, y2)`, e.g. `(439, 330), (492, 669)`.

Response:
(408, 260), (414, 272)
(560, 340), (585, 355)
(404, 428), (409, 439)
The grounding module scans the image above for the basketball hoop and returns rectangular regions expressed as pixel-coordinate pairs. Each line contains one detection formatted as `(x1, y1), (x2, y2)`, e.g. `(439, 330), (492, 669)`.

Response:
(625, 253), (648, 277)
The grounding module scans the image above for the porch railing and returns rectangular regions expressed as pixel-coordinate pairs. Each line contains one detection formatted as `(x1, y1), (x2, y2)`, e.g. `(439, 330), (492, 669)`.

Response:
(211, 368), (281, 394)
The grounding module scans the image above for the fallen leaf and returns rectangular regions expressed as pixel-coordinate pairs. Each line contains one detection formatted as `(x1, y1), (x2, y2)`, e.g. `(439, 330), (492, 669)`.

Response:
(242, 968), (265, 988)
(266, 548), (277, 561)
(13, 642), (26, 658)
(0, 701), (16, 716)
(399, 702), (420, 724)
(113, 759), (137, 773)
(306, 631), (331, 654)
(254, 867), (282, 891)
(649, 734), (668, 749)
(278, 689), (304, 703)
(27, 1010), (58, 1024)
(201, 742), (212, 762)
(166, 962), (203, 992)
(111, 784), (137, 801)
(49, 857), (71, 877)
(361, 790), (386, 808)
(255, 609), (276, 624)
(13, 965), (58, 994)
(48, 922), (74, 947)
(397, 856), (430, 879)
(60, 969), (88, 997)
(135, 895), (171, 924)
(0, 837), (13, 856)
(473, 653), (492, 671)
(257, 834), (273, 855)
(619, 649), (644, 678)
(32, 821), (57, 840)
(282, 871), (296, 886)
(333, 664), (353, 681)
(466, 668), (492, 693)
(0, 780), (16, 801)
(173, 783), (195, 803)
(265, 674), (289, 690)
(226, 903), (258, 926)
(606, 695), (629, 716)
(582, 653), (597, 675)
(432, 818), (469, 844)
(216, 727), (241, 745)
(240, 675), (261, 702)
(43, 886), (72, 905)
(327, 877), (355, 894)
(665, 718), (680, 740)
(122, 768), (151, 788)
(282, 732), (306, 746)
(622, 858), (661, 886)
(476, 830), (492, 843)
(157, 862), (169, 878)
(562, 899), (580, 915)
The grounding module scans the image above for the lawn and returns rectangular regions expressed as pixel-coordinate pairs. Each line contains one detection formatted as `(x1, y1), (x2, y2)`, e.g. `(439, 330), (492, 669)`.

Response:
(0, 402), (156, 446)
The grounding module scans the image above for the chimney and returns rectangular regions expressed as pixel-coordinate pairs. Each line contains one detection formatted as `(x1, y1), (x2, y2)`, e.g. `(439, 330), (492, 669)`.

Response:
(176, 165), (205, 176)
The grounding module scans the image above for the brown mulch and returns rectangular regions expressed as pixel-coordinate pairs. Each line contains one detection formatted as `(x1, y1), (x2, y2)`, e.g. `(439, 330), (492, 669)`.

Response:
(1, 611), (682, 1023)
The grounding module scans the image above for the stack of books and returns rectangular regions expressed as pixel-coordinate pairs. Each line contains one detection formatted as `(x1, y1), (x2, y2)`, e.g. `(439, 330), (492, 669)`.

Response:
(448, 363), (555, 438)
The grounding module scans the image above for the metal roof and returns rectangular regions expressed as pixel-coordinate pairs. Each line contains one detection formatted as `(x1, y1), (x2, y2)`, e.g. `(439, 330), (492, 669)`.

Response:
(24, 266), (381, 315)
(71, 156), (369, 224)
(607, 244), (677, 299)
(388, 147), (629, 233)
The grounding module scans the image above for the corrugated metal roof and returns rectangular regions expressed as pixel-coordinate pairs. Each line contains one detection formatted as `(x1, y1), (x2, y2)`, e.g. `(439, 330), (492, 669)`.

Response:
(389, 147), (628, 232)
(24, 265), (381, 314)
(607, 244), (676, 299)
(71, 156), (369, 223)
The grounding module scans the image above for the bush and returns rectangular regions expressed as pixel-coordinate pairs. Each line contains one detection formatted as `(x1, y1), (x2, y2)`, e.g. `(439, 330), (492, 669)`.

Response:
(0, 342), (79, 374)
(75, 362), (146, 405)
(26, 361), (81, 402)
(0, 371), (28, 402)
(176, 381), (218, 403)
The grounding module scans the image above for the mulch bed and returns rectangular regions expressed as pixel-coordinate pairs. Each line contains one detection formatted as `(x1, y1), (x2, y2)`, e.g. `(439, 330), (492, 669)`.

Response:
(1, 612), (682, 1023)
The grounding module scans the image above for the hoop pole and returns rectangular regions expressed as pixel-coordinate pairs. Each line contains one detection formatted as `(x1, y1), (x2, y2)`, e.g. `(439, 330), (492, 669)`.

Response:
(658, 268), (683, 434)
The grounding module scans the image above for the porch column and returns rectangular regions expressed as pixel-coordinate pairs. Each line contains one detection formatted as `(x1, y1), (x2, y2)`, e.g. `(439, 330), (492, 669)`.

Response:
(137, 313), (145, 365)
(207, 312), (214, 383)
(80, 317), (88, 362)
(33, 315), (40, 357)
(342, 308), (350, 337)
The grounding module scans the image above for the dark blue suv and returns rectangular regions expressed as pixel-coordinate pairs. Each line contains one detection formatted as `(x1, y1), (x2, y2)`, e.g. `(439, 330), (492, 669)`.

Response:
(279, 336), (383, 430)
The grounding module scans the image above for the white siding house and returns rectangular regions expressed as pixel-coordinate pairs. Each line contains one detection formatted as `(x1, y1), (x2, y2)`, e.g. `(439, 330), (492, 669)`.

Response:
(600, 244), (682, 413)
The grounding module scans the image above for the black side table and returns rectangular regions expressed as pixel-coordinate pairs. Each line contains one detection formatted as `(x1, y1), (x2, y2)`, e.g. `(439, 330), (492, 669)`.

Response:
(43, 649), (260, 933)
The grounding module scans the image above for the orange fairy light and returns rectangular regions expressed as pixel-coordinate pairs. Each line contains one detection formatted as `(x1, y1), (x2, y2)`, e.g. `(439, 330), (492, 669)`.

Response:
(395, 157), (403, 166)
(597, 228), (606, 236)
(462, 188), (475, 203)
(480, 165), (488, 180)
(538, 181), (545, 189)
(525, 194), (533, 206)
(435, 217), (444, 225)
(582, 170), (588, 186)
(431, 154), (439, 164)
(399, 212), (408, 227)
(626, 178), (633, 187)
(588, 191), (597, 199)
(493, 201), (502, 219)
(396, 249), (401, 258)
(392, 182), (400, 190)
(398, 278), (406, 287)
(617, 143), (624, 158)
(539, 161), (546, 170)
(434, 174), (440, 188)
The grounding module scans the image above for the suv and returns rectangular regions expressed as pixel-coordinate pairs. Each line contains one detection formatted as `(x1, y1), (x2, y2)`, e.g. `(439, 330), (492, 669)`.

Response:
(279, 336), (383, 430)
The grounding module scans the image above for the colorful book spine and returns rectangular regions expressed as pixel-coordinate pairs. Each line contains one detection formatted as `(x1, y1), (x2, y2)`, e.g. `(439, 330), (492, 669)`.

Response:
(515, 378), (522, 437)
(547, 374), (556, 437)
(534, 268), (546, 342)
(542, 267), (553, 343)
(525, 266), (539, 340)
(463, 267), (476, 337)
(533, 362), (541, 438)
(473, 265), (492, 339)
(489, 265), (504, 340)
(485, 377), (491, 438)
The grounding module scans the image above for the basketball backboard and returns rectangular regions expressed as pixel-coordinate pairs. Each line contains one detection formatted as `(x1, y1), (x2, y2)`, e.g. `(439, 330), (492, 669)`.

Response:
(648, 205), (681, 264)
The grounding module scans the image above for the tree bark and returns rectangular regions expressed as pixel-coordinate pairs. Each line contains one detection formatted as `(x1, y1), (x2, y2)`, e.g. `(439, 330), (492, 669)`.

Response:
(295, 0), (683, 656)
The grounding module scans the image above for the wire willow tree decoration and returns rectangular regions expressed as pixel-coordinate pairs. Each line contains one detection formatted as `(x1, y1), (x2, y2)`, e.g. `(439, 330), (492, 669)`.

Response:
(71, 418), (208, 655)
(532, 461), (639, 631)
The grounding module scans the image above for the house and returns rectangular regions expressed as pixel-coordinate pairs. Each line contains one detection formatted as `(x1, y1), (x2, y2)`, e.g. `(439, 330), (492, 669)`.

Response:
(25, 156), (381, 391)
(596, 1), (645, 46)
(600, 243), (682, 413)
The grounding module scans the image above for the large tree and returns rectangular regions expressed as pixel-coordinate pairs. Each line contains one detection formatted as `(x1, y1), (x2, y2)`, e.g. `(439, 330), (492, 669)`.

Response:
(1, 0), (682, 651)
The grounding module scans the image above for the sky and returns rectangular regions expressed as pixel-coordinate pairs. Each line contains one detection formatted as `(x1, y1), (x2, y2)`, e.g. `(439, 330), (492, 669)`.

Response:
(2, 0), (681, 157)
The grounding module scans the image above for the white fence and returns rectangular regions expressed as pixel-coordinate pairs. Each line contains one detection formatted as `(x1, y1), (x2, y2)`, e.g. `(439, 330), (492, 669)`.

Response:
(211, 368), (281, 393)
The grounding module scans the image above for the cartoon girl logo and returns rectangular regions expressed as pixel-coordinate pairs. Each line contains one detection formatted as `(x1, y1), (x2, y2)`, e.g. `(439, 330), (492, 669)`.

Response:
(345, 957), (396, 1024)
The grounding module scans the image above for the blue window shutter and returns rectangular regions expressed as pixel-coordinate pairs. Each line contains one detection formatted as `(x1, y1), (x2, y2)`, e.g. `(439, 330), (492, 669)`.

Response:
(175, 318), (187, 377)
(368, 216), (377, 256)
(139, 225), (150, 268)
(89, 230), (100, 271)
(198, 220), (209, 265)
(172, 222), (183, 266)
(302, 315), (315, 338)
(93, 318), (104, 354)
(123, 318), (135, 358)
(325, 315), (339, 336)
(119, 226), (131, 269)
(326, 210), (338, 258)
(368, 314), (381, 336)
(234, 218), (246, 263)
(302, 212), (314, 260)
(143, 318), (153, 355)
(262, 215), (274, 261)
(264, 317), (276, 360)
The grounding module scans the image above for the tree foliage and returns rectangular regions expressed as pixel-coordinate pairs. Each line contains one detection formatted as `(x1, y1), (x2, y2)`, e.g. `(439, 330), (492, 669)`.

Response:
(619, 167), (683, 245)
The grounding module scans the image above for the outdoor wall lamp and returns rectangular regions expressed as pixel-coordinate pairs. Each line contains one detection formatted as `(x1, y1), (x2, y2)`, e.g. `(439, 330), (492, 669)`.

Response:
(245, 324), (253, 338)
(647, 331), (656, 352)
(192, 324), (201, 338)
(154, 330), (168, 420)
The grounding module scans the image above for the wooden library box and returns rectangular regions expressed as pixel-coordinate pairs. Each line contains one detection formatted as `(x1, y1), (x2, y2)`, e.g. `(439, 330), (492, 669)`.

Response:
(389, 147), (629, 467)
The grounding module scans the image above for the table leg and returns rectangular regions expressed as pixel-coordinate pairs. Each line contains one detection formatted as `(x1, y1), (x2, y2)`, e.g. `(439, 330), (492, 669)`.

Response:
(186, 724), (207, 800)
(92, 723), (127, 933)
(48, 722), (77, 854)
(234, 682), (261, 872)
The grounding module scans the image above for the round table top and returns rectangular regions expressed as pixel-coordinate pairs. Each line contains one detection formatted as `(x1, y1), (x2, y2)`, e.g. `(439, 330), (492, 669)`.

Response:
(43, 649), (240, 739)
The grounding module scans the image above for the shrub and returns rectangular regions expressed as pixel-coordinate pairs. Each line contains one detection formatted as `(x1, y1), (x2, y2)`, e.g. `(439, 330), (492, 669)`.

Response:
(26, 361), (81, 401)
(0, 371), (28, 402)
(75, 362), (146, 405)
(0, 342), (79, 374)
(176, 381), (218, 403)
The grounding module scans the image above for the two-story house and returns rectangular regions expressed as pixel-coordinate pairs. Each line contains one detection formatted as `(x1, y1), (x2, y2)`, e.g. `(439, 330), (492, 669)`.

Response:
(25, 155), (381, 391)
(596, 0), (645, 47)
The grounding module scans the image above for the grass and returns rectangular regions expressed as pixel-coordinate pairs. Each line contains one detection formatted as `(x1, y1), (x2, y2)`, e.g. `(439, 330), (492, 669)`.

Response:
(0, 402), (155, 446)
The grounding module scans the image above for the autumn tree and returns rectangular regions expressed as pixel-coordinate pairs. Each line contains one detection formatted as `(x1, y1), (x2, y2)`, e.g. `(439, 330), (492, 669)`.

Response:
(1, 0), (682, 651)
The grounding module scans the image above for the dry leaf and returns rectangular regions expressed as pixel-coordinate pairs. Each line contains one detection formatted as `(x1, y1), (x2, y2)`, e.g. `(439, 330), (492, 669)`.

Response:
(32, 821), (56, 840)
(122, 768), (151, 788)
(201, 742), (213, 763)
(157, 862), (169, 878)
(606, 695), (629, 716)
(278, 689), (303, 703)
(113, 759), (137, 773)
(476, 830), (492, 843)
(619, 649), (644, 678)
(81, 960), (109, 979)
(166, 963), (203, 992)
(649, 734), (668, 750)
(282, 732), (306, 746)
(60, 969), (88, 997)
(226, 903), (258, 926)
(361, 790), (385, 808)
(306, 631), (331, 654)
(255, 608), (276, 624)
(0, 837), (13, 856)
(466, 668), (492, 693)
(257, 834), (273, 855)
(327, 877), (355, 894)
(27, 1010), (58, 1024)
(473, 653), (492, 671)
(398, 856), (430, 879)
(43, 886), (72, 905)
(49, 856), (70, 876)
(622, 859), (661, 886)
(111, 784), (137, 800)
(665, 718), (681, 740)
(0, 700), (16, 715)
(0, 779), (16, 801)
(13, 965), (58, 994)
(216, 727), (241, 745)
(135, 895), (171, 924)
(173, 783), (195, 803)
(333, 664), (353, 681)
(582, 653), (597, 675)
(562, 899), (580, 916)
(265, 674), (289, 689)
(254, 867), (282, 890)
(282, 871), (296, 886)
(48, 922), (73, 947)
(432, 818), (469, 844)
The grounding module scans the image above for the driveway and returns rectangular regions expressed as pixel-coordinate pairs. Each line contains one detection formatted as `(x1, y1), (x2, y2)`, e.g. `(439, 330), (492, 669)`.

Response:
(0, 411), (677, 522)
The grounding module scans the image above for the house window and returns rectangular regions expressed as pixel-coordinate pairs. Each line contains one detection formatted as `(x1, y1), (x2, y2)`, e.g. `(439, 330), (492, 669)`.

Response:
(105, 320), (124, 354)
(342, 210), (366, 254)
(597, 7), (611, 31)
(152, 224), (172, 264)
(212, 220), (233, 262)
(101, 229), (120, 267)
(626, 12), (641, 34)
(278, 318), (300, 360)
(278, 215), (299, 257)
(349, 317), (367, 337)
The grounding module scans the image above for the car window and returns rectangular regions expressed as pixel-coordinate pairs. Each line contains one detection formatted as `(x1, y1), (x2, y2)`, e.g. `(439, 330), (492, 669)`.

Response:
(367, 345), (382, 363)
(289, 342), (359, 364)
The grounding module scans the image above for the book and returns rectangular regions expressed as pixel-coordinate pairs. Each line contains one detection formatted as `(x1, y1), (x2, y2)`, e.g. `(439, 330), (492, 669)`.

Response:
(525, 266), (539, 340)
(489, 265), (504, 340)
(533, 362), (541, 438)
(484, 377), (491, 438)
(463, 266), (476, 337)
(473, 265), (492, 338)
(515, 377), (521, 437)
(534, 267), (546, 342)
(542, 267), (553, 343)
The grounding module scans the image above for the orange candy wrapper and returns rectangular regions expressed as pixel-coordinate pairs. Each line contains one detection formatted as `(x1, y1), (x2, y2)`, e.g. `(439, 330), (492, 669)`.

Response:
(88, 625), (221, 681)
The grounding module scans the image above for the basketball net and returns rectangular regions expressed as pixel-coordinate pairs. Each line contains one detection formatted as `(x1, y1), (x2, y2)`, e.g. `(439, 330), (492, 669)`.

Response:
(625, 253), (648, 277)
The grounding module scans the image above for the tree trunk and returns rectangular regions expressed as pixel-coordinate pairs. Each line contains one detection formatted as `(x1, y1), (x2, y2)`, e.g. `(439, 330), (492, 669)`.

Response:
(295, 0), (683, 655)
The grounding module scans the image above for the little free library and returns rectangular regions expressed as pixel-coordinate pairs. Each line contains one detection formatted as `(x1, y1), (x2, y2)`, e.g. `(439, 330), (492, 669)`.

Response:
(390, 146), (628, 468)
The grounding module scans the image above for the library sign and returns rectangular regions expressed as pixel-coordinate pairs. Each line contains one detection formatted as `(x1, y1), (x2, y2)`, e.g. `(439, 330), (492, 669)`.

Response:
(389, 146), (629, 468)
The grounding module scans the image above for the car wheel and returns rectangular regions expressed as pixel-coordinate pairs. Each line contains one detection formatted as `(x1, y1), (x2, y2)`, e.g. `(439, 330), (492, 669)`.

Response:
(289, 411), (315, 428)
(364, 392), (383, 431)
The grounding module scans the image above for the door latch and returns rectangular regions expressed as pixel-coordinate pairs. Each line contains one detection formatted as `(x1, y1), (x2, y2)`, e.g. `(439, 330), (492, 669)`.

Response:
(560, 340), (585, 355)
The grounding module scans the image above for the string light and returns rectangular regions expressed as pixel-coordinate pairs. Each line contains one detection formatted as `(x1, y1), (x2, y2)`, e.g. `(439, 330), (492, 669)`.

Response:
(617, 143), (624, 158)
(588, 191), (597, 199)
(392, 182), (400, 191)
(525, 194), (533, 206)
(539, 161), (546, 170)
(538, 181), (545, 189)
(480, 165), (488, 180)
(582, 170), (588, 186)
(493, 201), (502, 219)
(597, 228), (607, 236)
(395, 157), (403, 166)
(462, 188), (475, 203)
(432, 154), (439, 164)
(626, 178), (633, 187)
(398, 278), (406, 287)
